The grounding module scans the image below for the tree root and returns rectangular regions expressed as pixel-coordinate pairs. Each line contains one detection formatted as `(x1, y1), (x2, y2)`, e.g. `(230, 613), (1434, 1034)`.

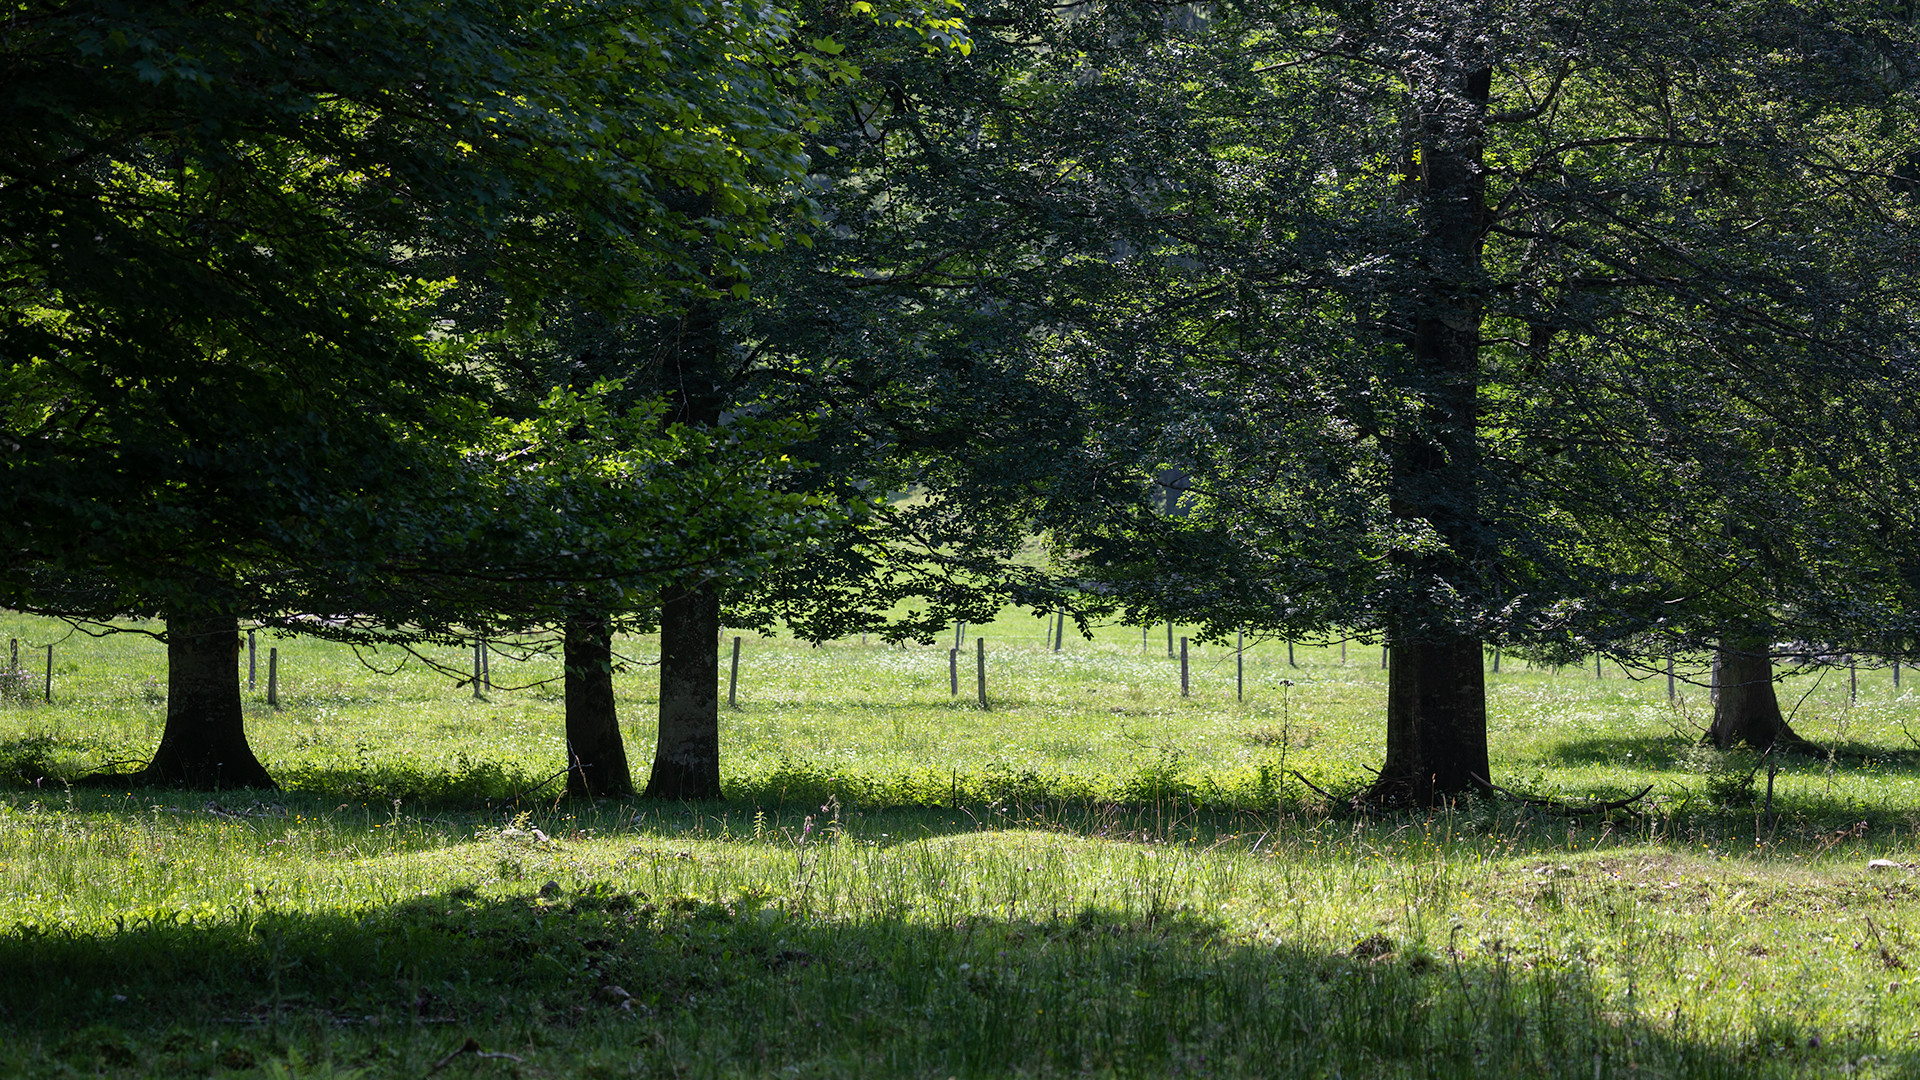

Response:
(1471, 773), (1653, 815)
(1284, 769), (1654, 816)
(1288, 770), (1370, 807)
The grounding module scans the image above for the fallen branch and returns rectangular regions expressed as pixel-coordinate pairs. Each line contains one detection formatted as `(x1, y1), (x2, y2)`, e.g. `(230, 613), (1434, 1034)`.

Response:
(1288, 770), (1368, 806)
(510, 766), (572, 803)
(427, 1038), (526, 1076)
(1472, 773), (1654, 815)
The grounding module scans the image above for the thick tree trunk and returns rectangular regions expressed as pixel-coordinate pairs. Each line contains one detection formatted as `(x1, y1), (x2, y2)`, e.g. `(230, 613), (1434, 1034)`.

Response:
(139, 614), (274, 789)
(1708, 640), (1819, 753)
(1368, 48), (1494, 806)
(643, 288), (728, 800)
(1374, 635), (1490, 803)
(564, 612), (634, 798)
(645, 584), (722, 799)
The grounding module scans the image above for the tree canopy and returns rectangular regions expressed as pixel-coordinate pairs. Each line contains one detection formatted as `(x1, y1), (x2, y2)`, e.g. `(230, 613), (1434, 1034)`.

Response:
(770, 0), (1920, 800)
(0, 0), (868, 785)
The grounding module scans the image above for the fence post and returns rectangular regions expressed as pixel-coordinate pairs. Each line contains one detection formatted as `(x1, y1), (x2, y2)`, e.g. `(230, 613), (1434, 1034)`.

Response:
(44, 644), (53, 702)
(728, 636), (742, 708)
(1666, 649), (1675, 702)
(1236, 630), (1244, 703)
(1166, 621), (1174, 659)
(975, 638), (988, 709)
(9, 638), (16, 677)
(267, 648), (279, 708)
(1287, 640), (1295, 667)
(1180, 636), (1190, 698)
(1897, 659), (1903, 689)
(1492, 647), (1500, 673)
(949, 648), (959, 697)
(1595, 655), (1602, 679)
(472, 642), (483, 699)
(1850, 658), (1857, 703)
(248, 629), (257, 691)
(1381, 645), (1388, 669)
(482, 639), (491, 692)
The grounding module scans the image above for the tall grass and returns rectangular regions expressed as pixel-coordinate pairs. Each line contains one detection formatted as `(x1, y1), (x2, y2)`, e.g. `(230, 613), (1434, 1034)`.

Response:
(1, 612), (1918, 1076)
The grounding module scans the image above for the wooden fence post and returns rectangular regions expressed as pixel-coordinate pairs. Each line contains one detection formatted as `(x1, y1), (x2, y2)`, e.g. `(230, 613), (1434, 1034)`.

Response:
(728, 636), (742, 709)
(949, 648), (959, 697)
(1166, 621), (1174, 659)
(472, 642), (483, 699)
(44, 644), (53, 702)
(1180, 636), (1190, 698)
(1236, 630), (1244, 703)
(482, 640), (491, 692)
(975, 638), (988, 709)
(267, 647), (279, 708)
(248, 629), (257, 690)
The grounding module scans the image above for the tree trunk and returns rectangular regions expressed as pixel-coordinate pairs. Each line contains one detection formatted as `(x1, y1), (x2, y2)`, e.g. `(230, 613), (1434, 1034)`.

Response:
(139, 614), (274, 789)
(643, 287), (729, 800)
(645, 583), (722, 799)
(1374, 635), (1490, 803)
(1708, 640), (1819, 753)
(564, 612), (634, 797)
(1367, 42), (1494, 805)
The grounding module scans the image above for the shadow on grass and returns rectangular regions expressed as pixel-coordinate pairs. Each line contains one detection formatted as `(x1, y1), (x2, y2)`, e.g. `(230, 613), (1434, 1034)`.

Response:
(1532, 733), (1696, 769)
(0, 884), (1873, 1079)
(6, 734), (1917, 859)
(1539, 732), (1920, 773)
(1808, 740), (1920, 769)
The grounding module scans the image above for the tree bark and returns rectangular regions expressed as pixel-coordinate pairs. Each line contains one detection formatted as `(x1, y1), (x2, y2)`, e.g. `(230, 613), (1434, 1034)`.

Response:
(1708, 640), (1819, 753)
(645, 583), (723, 799)
(1375, 635), (1490, 803)
(642, 287), (729, 800)
(1367, 43), (1494, 805)
(139, 614), (274, 789)
(564, 612), (634, 797)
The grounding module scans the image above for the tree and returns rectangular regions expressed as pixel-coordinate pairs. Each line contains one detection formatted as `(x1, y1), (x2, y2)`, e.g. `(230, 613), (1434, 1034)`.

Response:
(475, 6), (1054, 803)
(0, 0), (846, 787)
(1018, 0), (1920, 802)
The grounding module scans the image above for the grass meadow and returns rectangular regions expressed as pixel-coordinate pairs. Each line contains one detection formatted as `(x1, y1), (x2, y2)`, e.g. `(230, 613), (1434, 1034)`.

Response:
(1, 609), (1918, 1078)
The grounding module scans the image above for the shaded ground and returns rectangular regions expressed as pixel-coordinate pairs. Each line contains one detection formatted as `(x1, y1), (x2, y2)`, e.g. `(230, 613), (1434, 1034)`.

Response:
(0, 881), (1855, 1079)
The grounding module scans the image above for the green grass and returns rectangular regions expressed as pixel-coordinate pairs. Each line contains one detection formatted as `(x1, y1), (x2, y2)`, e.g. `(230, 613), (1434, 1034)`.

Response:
(2, 611), (1919, 1077)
